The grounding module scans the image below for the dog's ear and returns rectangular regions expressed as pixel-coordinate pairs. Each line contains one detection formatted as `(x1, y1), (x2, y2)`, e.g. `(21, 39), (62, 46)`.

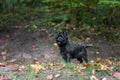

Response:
(56, 31), (60, 35)
(63, 32), (67, 36)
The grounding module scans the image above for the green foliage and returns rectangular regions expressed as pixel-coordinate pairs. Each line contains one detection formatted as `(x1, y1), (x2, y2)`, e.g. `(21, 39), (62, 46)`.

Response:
(40, 0), (120, 28)
(0, 0), (120, 40)
(27, 23), (38, 32)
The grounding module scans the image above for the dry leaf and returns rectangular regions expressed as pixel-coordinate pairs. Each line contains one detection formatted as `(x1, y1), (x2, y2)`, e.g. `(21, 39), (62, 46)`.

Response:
(32, 58), (39, 64)
(95, 58), (101, 63)
(92, 69), (96, 75)
(90, 75), (99, 80)
(19, 65), (25, 69)
(50, 62), (60, 66)
(16, 65), (25, 72)
(96, 52), (100, 55)
(32, 45), (36, 48)
(101, 77), (107, 80)
(90, 60), (94, 63)
(57, 67), (63, 71)
(0, 76), (8, 80)
(32, 45), (38, 51)
(113, 72), (120, 79)
(9, 59), (16, 63)
(0, 62), (6, 67)
(6, 35), (10, 38)
(55, 74), (60, 78)
(32, 47), (38, 51)
(100, 64), (108, 70)
(85, 37), (91, 43)
(16, 68), (22, 72)
(106, 59), (112, 65)
(31, 64), (44, 71)
(46, 74), (53, 80)
(82, 63), (89, 67)
(76, 66), (81, 72)
(76, 65), (86, 72)
(2, 56), (7, 60)
(1, 50), (7, 55)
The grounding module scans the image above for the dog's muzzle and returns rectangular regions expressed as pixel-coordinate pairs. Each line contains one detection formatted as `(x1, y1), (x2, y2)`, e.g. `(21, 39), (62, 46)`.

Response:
(57, 41), (61, 44)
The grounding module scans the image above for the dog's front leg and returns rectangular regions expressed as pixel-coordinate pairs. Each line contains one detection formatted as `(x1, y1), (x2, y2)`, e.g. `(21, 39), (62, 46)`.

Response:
(61, 52), (67, 62)
(66, 53), (71, 62)
(62, 54), (70, 62)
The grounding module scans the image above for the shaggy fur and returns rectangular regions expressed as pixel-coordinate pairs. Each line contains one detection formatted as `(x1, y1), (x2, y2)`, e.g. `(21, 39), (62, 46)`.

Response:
(56, 32), (92, 63)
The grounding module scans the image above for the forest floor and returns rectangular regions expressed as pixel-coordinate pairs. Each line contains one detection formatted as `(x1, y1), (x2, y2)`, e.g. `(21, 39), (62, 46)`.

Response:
(0, 27), (120, 80)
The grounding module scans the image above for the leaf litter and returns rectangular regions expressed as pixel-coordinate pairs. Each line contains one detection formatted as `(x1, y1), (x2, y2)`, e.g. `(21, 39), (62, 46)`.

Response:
(0, 32), (119, 80)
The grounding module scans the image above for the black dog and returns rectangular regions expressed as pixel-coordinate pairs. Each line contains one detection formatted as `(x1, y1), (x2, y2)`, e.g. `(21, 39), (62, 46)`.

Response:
(56, 32), (92, 63)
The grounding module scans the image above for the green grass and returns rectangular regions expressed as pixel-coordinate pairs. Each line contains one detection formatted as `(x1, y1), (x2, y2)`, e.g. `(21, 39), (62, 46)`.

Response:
(0, 60), (119, 80)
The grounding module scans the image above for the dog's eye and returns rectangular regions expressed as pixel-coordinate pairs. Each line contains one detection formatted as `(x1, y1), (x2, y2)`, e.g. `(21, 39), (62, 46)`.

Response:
(58, 37), (63, 41)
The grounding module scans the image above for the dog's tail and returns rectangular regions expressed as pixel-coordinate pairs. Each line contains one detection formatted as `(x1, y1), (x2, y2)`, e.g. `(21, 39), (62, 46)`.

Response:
(82, 44), (93, 48)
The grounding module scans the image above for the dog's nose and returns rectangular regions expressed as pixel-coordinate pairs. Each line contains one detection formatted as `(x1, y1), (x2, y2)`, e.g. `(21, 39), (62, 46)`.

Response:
(57, 42), (61, 44)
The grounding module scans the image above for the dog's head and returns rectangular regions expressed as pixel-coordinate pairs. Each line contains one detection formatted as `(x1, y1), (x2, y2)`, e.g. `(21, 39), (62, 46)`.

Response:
(56, 32), (68, 46)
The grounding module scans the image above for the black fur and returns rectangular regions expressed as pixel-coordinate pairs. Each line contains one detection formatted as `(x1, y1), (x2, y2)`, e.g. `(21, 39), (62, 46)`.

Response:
(56, 32), (92, 63)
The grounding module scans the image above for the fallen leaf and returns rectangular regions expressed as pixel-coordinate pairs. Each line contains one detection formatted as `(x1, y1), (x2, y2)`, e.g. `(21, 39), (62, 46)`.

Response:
(76, 66), (81, 72)
(2, 56), (7, 60)
(0, 76), (8, 80)
(31, 64), (44, 71)
(85, 37), (91, 43)
(19, 65), (26, 69)
(100, 64), (108, 70)
(16, 65), (25, 72)
(46, 74), (53, 80)
(16, 68), (22, 72)
(90, 75), (99, 80)
(41, 66), (50, 71)
(0, 62), (6, 67)
(55, 74), (60, 78)
(9, 59), (16, 63)
(96, 52), (100, 55)
(82, 63), (89, 67)
(32, 47), (38, 51)
(101, 77), (107, 80)
(12, 72), (17, 75)
(32, 45), (38, 51)
(90, 60), (94, 63)
(1, 50), (7, 55)
(57, 67), (63, 71)
(76, 65), (86, 72)
(32, 45), (36, 48)
(106, 59), (112, 65)
(116, 61), (120, 66)
(50, 62), (60, 66)
(92, 69), (96, 75)
(95, 58), (101, 63)
(6, 35), (10, 38)
(32, 58), (39, 63)
(113, 72), (120, 79)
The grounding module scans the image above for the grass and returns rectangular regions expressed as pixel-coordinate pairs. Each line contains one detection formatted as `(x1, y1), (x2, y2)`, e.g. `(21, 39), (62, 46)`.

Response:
(0, 60), (119, 80)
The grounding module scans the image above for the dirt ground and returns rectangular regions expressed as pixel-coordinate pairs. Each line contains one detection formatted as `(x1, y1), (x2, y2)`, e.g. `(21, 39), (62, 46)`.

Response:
(0, 28), (120, 63)
(0, 28), (120, 80)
